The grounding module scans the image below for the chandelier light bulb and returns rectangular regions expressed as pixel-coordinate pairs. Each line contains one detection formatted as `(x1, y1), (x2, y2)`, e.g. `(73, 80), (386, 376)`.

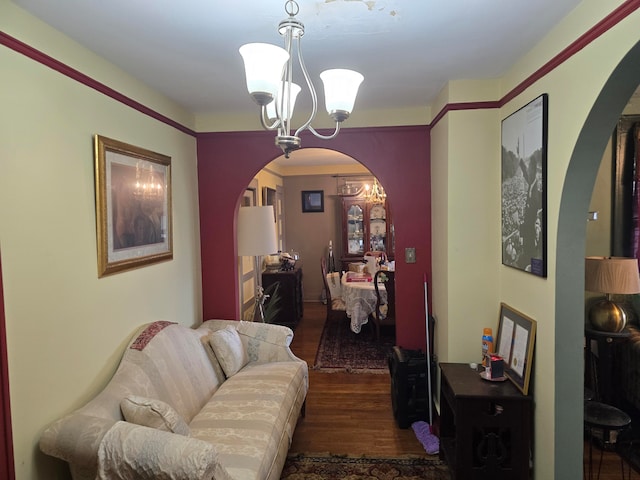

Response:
(239, 43), (290, 106)
(266, 82), (302, 121)
(320, 69), (364, 122)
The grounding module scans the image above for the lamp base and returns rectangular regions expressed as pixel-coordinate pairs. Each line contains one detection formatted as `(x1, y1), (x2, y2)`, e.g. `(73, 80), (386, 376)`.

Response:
(588, 299), (627, 332)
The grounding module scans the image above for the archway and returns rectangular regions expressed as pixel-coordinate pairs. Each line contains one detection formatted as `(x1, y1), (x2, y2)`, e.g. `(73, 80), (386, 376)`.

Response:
(197, 125), (431, 349)
(556, 40), (640, 478)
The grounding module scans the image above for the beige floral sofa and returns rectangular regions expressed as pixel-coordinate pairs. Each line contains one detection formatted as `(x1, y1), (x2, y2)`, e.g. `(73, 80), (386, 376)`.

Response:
(39, 319), (308, 480)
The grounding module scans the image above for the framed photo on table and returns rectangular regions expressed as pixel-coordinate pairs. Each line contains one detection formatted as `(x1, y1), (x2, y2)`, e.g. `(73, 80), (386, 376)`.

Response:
(94, 135), (172, 277)
(496, 303), (536, 395)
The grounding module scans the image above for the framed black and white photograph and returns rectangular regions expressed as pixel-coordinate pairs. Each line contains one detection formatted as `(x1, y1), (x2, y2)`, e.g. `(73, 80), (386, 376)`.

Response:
(301, 190), (324, 213)
(496, 303), (536, 395)
(501, 94), (548, 277)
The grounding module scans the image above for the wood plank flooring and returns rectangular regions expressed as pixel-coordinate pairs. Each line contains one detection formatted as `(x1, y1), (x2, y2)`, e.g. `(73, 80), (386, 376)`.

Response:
(288, 301), (639, 478)
(288, 302), (427, 456)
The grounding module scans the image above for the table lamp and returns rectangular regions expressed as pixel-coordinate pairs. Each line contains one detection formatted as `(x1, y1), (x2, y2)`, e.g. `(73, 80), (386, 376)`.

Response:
(238, 206), (278, 322)
(585, 256), (640, 332)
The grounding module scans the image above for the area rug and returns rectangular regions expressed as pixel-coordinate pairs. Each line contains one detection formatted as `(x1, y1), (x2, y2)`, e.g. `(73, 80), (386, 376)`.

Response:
(280, 453), (449, 480)
(313, 317), (395, 373)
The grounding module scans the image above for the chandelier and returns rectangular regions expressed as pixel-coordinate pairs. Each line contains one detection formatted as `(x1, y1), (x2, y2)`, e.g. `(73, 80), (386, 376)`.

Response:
(337, 177), (386, 203)
(133, 161), (163, 201)
(239, 0), (364, 158)
(364, 178), (386, 204)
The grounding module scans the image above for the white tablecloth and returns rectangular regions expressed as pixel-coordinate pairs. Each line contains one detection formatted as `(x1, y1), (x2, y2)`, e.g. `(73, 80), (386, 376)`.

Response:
(341, 274), (386, 333)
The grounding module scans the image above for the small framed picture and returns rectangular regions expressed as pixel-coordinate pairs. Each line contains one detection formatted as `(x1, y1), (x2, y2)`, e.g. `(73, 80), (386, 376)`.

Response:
(301, 190), (324, 213)
(496, 303), (536, 395)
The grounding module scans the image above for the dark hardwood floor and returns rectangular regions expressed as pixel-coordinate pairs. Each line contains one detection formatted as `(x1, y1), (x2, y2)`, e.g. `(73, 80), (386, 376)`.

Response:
(288, 301), (426, 456)
(288, 301), (639, 478)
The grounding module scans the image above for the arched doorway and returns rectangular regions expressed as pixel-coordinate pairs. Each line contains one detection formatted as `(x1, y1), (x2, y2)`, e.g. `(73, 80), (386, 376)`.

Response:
(234, 147), (389, 325)
(556, 40), (640, 478)
(197, 125), (431, 350)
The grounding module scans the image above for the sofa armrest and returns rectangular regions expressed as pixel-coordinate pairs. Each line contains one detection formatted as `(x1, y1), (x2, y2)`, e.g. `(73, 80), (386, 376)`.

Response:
(39, 413), (116, 472)
(199, 319), (303, 365)
(96, 421), (233, 480)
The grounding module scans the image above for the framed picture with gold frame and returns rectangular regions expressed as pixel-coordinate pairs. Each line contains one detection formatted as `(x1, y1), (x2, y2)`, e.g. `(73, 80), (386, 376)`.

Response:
(94, 135), (172, 277)
(495, 302), (536, 395)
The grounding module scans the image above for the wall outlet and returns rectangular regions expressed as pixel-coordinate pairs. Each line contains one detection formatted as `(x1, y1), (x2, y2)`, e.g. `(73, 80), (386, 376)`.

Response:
(405, 247), (416, 263)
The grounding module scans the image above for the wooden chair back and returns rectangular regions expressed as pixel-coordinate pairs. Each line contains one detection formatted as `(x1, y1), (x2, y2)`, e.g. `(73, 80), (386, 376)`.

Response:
(372, 270), (396, 341)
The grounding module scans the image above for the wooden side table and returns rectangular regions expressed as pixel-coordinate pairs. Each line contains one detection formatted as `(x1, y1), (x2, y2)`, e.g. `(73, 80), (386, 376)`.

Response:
(584, 328), (630, 406)
(262, 263), (303, 328)
(439, 363), (532, 479)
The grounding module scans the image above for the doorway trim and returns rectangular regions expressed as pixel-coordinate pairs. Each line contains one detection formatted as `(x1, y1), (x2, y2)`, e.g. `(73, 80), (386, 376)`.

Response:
(0, 252), (15, 480)
(556, 40), (640, 478)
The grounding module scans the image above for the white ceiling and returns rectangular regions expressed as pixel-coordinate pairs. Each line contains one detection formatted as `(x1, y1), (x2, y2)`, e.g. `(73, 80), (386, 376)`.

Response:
(14, 0), (582, 119)
(13, 0), (585, 168)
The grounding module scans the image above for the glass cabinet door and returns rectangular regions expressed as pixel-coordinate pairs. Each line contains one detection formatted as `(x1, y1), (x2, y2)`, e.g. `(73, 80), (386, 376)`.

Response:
(369, 203), (387, 252)
(347, 203), (364, 255)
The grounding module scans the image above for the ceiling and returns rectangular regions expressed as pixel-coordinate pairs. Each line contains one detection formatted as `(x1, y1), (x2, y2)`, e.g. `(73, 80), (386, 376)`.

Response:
(13, 0), (584, 168)
(14, 0), (582, 118)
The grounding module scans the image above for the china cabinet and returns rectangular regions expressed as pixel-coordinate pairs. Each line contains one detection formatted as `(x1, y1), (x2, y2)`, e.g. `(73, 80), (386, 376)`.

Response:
(341, 198), (393, 263)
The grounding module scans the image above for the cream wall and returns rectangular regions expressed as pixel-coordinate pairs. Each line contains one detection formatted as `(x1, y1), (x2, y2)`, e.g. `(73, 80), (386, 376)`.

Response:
(2, 0), (640, 479)
(586, 142), (613, 256)
(430, 0), (640, 478)
(1, 2), (200, 479)
(431, 81), (501, 366)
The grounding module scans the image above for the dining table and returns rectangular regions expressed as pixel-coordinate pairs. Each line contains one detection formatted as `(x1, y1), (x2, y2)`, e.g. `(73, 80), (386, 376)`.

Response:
(341, 272), (387, 333)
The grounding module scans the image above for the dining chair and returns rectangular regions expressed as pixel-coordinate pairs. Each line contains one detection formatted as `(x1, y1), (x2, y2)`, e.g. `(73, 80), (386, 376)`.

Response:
(321, 256), (347, 322)
(371, 270), (396, 342)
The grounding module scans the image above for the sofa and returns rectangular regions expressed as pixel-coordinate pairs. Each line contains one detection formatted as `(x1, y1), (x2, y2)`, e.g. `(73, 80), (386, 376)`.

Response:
(39, 319), (309, 480)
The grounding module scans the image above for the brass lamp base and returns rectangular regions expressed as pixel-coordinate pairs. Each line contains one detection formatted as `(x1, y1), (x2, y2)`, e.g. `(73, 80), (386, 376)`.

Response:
(588, 299), (627, 332)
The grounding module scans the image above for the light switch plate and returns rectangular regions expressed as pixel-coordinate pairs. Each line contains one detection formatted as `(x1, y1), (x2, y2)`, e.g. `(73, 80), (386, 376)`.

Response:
(405, 247), (416, 263)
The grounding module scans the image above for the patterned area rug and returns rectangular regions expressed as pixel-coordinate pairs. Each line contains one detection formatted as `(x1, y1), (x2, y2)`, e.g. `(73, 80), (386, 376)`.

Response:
(280, 453), (449, 480)
(313, 317), (395, 373)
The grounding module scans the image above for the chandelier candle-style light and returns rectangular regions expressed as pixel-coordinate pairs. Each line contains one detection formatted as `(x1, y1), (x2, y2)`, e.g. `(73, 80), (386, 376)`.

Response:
(133, 161), (163, 201)
(365, 178), (387, 204)
(239, 0), (364, 157)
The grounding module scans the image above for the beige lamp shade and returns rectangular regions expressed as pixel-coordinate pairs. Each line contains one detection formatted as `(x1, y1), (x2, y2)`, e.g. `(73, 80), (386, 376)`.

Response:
(585, 256), (640, 332)
(585, 256), (640, 294)
(237, 206), (278, 257)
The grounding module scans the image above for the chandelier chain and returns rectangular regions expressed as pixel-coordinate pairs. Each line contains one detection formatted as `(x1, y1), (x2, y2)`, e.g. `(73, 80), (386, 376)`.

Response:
(285, 0), (299, 17)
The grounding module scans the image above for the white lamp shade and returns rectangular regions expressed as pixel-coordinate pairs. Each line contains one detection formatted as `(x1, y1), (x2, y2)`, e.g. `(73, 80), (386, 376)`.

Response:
(266, 82), (302, 121)
(585, 256), (640, 294)
(237, 206), (278, 256)
(239, 43), (289, 104)
(320, 69), (364, 115)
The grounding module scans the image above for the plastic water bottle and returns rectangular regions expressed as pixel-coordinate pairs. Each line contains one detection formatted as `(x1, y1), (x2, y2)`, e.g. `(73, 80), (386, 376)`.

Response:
(482, 328), (494, 366)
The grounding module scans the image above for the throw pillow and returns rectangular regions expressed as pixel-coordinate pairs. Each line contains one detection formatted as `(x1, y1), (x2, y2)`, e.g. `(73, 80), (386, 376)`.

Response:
(208, 325), (248, 377)
(120, 395), (190, 436)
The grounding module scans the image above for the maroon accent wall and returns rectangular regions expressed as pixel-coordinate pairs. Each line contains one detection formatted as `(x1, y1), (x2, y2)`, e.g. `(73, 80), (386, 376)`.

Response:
(0, 254), (15, 480)
(197, 125), (431, 349)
